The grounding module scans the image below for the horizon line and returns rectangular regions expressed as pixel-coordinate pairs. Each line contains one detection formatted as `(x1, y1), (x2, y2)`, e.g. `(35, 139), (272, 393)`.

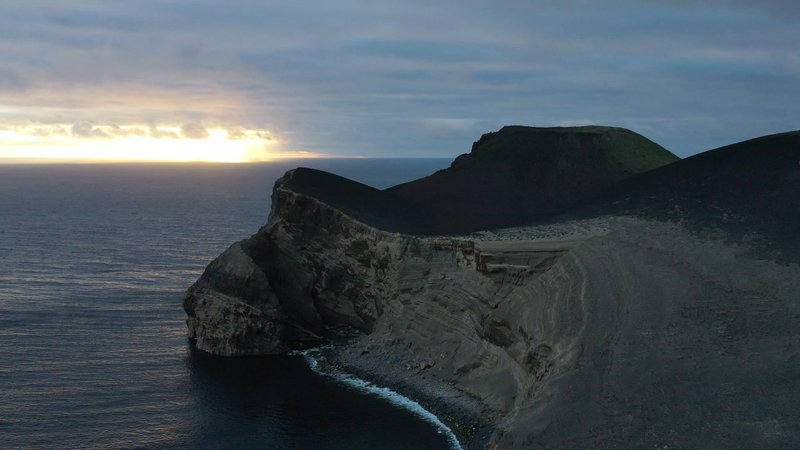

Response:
(0, 156), (455, 165)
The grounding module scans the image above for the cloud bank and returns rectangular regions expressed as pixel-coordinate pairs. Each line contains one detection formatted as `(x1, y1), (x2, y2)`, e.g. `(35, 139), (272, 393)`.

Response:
(0, 0), (797, 157)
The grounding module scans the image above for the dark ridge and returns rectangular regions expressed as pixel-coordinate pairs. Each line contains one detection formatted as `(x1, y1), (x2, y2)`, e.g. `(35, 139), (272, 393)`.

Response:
(386, 125), (677, 234)
(273, 127), (798, 257)
(276, 126), (678, 235)
(573, 130), (800, 260)
(274, 167), (430, 233)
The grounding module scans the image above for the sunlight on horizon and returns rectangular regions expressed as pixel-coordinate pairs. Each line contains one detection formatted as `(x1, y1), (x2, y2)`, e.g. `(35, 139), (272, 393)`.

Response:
(0, 124), (325, 163)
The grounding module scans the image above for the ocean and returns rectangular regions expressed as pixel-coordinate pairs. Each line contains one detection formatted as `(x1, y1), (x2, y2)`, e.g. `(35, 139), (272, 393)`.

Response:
(0, 159), (456, 449)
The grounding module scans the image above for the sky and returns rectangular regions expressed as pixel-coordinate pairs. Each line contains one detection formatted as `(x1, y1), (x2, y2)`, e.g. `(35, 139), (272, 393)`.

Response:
(0, 0), (798, 162)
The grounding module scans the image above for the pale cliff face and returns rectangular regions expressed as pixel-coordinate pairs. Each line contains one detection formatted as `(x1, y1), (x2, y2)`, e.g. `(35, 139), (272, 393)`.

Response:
(185, 178), (405, 355)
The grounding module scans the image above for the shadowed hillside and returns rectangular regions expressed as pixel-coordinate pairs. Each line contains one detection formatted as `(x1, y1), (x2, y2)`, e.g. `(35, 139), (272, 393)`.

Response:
(186, 125), (800, 449)
(285, 125), (678, 234)
(574, 130), (800, 260)
(388, 125), (677, 233)
(270, 168), (424, 233)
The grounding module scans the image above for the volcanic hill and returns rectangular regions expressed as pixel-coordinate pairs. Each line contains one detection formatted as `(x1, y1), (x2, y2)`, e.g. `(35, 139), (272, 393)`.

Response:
(283, 126), (678, 234)
(184, 126), (800, 449)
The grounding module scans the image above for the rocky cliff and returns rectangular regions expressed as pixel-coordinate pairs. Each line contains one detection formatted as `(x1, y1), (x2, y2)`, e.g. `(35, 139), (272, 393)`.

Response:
(184, 126), (800, 448)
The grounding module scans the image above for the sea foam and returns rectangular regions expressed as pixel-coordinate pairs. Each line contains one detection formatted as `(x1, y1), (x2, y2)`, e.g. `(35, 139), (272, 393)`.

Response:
(298, 348), (465, 450)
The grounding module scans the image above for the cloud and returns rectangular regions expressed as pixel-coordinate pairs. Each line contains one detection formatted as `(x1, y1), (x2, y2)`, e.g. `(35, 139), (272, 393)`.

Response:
(226, 127), (245, 139)
(23, 125), (69, 137)
(71, 121), (110, 138)
(422, 118), (479, 139)
(107, 124), (147, 137)
(0, 1), (796, 158)
(148, 126), (180, 139)
(180, 123), (209, 139)
(255, 130), (273, 141)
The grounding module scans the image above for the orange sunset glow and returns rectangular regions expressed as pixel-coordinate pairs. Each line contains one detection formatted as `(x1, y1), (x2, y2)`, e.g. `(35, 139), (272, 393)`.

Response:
(0, 124), (324, 163)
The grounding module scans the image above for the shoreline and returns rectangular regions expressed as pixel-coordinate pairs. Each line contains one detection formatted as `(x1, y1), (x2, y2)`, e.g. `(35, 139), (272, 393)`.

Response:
(297, 345), (496, 450)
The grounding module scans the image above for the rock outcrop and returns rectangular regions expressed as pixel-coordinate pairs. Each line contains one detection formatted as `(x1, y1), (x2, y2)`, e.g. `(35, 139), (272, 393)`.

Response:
(184, 126), (800, 448)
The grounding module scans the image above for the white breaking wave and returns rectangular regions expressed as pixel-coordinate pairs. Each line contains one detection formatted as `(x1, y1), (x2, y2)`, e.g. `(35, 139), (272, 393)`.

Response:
(296, 349), (465, 450)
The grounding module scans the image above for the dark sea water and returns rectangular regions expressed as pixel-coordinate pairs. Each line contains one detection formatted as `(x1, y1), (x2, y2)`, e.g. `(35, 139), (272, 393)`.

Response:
(0, 159), (455, 449)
